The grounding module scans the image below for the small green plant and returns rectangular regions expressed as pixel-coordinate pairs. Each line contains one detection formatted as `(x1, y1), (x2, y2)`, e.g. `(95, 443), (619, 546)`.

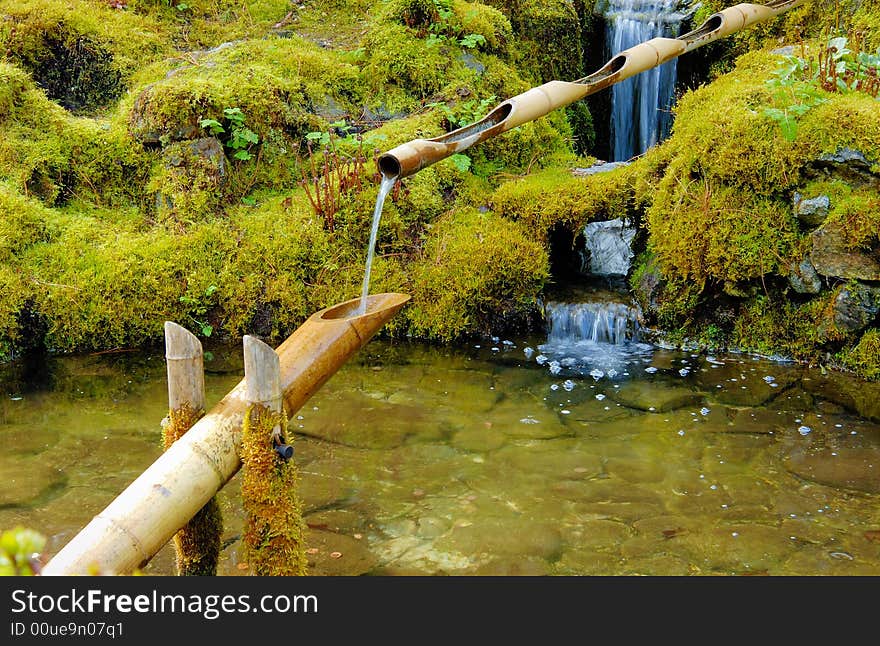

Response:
(428, 94), (496, 129)
(0, 527), (45, 576)
(179, 284), (218, 337)
(763, 34), (879, 140)
(200, 107), (260, 161)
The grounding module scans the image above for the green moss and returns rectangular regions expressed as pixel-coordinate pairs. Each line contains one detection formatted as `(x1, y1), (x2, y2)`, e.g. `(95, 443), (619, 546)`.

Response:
(0, 0), (168, 113)
(241, 404), (307, 576)
(486, 0), (586, 82)
(0, 184), (52, 261)
(730, 294), (834, 361)
(406, 207), (547, 339)
(799, 179), (880, 251)
(839, 328), (880, 380)
(491, 164), (631, 238)
(162, 404), (222, 577)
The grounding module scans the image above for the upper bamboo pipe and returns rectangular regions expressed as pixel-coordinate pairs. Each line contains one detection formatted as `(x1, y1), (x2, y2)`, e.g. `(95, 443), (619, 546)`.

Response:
(42, 293), (410, 575)
(377, 0), (807, 178)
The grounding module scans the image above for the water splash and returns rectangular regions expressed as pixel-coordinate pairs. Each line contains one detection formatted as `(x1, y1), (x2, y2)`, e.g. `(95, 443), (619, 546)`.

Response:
(538, 300), (652, 376)
(603, 0), (686, 161)
(358, 174), (397, 315)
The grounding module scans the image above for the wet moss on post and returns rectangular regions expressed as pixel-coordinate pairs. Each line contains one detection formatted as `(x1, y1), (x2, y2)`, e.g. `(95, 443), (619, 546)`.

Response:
(161, 403), (222, 576)
(240, 404), (307, 576)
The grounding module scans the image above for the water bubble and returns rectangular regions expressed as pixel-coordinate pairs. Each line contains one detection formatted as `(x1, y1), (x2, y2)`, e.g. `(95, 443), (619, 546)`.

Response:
(678, 368), (690, 377)
(524, 347), (534, 359)
(491, 346), (500, 352)
(645, 366), (658, 374)
(607, 369), (618, 378)
(700, 407), (711, 416)
(502, 340), (514, 346)
(549, 361), (562, 375)
(520, 417), (540, 425)
(550, 384), (559, 391)
(535, 354), (548, 365)
(561, 357), (576, 367)
(763, 375), (775, 383)
(589, 368), (604, 380)
(798, 426), (812, 435)
(491, 336), (500, 343)
(561, 410), (571, 415)
(677, 430), (685, 436)
(563, 380), (576, 391)
(595, 394), (606, 401)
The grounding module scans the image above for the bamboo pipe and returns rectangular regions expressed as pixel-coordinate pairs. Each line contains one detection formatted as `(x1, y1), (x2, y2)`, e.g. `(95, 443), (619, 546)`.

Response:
(377, 0), (807, 178)
(42, 293), (410, 575)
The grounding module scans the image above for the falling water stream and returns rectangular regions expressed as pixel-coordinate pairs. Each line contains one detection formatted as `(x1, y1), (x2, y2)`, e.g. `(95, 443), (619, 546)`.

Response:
(604, 0), (686, 160)
(358, 174), (397, 315)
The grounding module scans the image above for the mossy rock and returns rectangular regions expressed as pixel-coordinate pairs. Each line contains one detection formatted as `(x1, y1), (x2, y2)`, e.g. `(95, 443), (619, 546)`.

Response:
(0, 0), (168, 113)
(406, 207), (548, 340)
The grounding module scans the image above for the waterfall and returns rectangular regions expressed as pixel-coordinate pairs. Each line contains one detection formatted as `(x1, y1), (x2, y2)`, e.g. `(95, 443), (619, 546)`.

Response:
(602, 0), (686, 161)
(545, 301), (642, 346)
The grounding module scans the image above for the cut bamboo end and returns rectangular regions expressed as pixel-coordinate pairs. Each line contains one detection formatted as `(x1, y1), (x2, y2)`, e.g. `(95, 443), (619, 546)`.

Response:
(164, 321), (205, 412)
(243, 336), (281, 411)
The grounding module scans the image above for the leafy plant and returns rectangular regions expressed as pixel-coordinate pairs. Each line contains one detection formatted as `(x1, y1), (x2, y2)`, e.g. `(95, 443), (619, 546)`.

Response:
(179, 284), (218, 337)
(0, 527), (45, 576)
(427, 94), (497, 130)
(199, 107), (260, 161)
(763, 34), (879, 141)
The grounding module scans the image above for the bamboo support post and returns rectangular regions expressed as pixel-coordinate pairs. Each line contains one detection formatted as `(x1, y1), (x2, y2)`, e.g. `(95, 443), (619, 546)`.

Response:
(243, 335), (282, 432)
(42, 293), (410, 575)
(163, 322), (222, 576)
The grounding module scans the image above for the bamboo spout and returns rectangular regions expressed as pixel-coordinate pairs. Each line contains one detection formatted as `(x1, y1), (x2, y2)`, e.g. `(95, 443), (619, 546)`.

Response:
(42, 293), (410, 575)
(377, 0), (806, 179)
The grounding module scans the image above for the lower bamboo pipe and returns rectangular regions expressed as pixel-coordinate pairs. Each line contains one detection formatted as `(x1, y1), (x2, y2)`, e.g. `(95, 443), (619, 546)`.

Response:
(42, 293), (410, 575)
(377, 0), (806, 178)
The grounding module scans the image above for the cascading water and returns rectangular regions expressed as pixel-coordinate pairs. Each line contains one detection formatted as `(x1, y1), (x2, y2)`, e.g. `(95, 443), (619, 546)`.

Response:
(536, 299), (653, 378)
(603, 0), (687, 161)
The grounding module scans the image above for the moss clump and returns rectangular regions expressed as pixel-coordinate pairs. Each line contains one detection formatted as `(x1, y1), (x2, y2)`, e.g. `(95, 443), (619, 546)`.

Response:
(0, 61), (152, 207)
(0, 0), (168, 113)
(407, 207), (548, 339)
(729, 294), (836, 361)
(839, 328), (880, 380)
(491, 165), (631, 238)
(241, 404), (307, 576)
(799, 179), (880, 251)
(384, 0), (512, 55)
(485, 0), (587, 82)
(162, 403), (222, 577)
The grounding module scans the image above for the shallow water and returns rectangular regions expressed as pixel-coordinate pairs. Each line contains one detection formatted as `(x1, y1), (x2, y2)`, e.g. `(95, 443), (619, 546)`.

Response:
(2, 335), (880, 576)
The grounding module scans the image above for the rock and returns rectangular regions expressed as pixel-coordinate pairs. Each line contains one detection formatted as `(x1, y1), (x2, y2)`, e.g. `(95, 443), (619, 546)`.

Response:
(297, 473), (353, 513)
(435, 517), (563, 560)
(788, 257), (823, 294)
(801, 373), (880, 422)
(571, 161), (630, 177)
(493, 440), (603, 479)
(582, 218), (637, 276)
(2, 424), (60, 455)
(489, 399), (572, 440)
(608, 381), (703, 412)
(832, 282), (880, 333)
(458, 52), (486, 73)
(474, 556), (550, 575)
(784, 447), (880, 493)
(556, 550), (621, 574)
(810, 223), (880, 281)
(0, 456), (65, 506)
(305, 529), (378, 575)
(561, 518), (632, 548)
(451, 427), (507, 452)
(678, 523), (795, 572)
(818, 147), (873, 168)
(795, 194), (831, 227)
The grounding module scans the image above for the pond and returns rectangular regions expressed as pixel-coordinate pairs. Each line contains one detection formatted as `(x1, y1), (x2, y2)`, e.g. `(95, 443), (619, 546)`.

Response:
(2, 317), (880, 576)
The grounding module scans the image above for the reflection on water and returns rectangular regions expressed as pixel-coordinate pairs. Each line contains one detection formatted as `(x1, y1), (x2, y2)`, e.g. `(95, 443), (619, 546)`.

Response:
(2, 336), (880, 575)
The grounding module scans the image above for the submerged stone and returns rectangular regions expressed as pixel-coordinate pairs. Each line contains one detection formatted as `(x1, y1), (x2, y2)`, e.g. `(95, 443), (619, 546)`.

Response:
(305, 529), (377, 576)
(784, 447), (880, 493)
(435, 517), (563, 561)
(608, 381), (702, 412)
(0, 456), (64, 506)
(451, 426), (508, 452)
